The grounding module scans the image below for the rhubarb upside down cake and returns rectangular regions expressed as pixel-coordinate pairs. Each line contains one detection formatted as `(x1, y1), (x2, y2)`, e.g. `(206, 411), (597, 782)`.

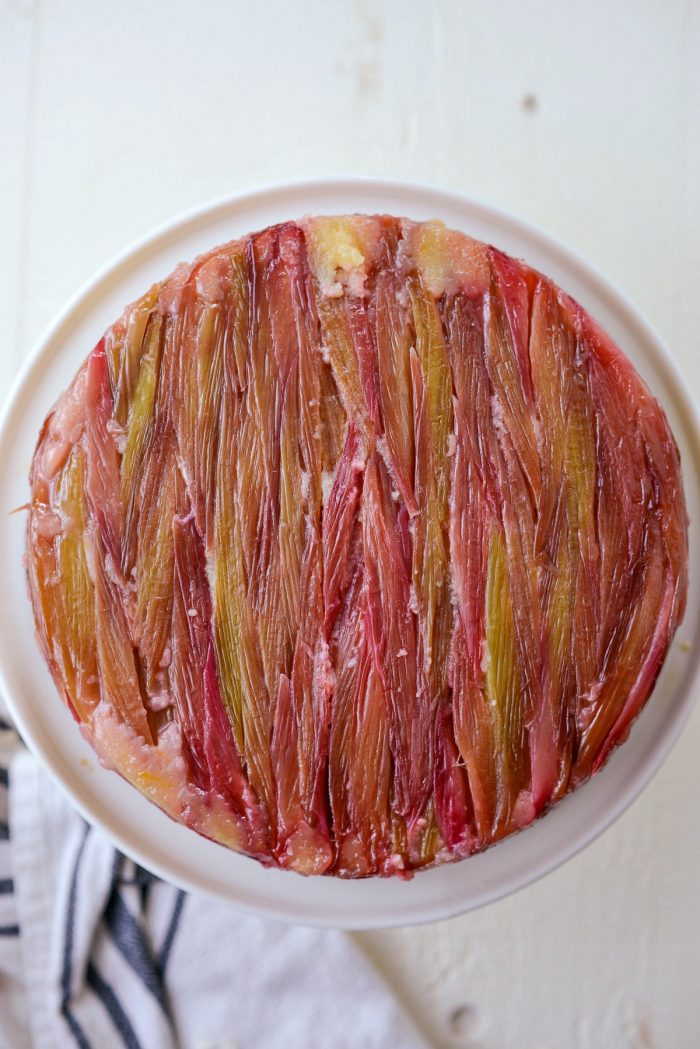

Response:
(27, 216), (688, 877)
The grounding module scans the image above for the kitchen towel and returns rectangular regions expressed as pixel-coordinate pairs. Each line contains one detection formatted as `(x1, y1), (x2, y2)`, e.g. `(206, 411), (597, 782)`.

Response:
(0, 713), (428, 1049)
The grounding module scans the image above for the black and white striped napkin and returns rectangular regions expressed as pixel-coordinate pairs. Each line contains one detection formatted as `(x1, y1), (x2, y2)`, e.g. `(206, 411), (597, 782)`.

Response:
(0, 713), (428, 1049)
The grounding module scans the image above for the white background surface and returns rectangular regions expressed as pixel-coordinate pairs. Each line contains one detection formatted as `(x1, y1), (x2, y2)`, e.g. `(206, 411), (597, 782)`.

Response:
(2, 2), (699, 1047)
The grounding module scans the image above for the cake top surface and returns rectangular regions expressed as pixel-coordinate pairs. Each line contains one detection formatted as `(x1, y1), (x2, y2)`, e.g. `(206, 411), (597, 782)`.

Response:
(26, 215), (688, 877)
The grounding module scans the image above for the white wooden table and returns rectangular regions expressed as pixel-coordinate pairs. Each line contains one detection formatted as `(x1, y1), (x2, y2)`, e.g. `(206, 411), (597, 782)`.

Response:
(3, 2), (699, 1046)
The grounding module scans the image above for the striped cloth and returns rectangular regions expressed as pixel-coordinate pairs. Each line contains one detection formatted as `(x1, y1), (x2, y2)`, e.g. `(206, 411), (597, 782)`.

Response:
(0, 714), (428, 1049)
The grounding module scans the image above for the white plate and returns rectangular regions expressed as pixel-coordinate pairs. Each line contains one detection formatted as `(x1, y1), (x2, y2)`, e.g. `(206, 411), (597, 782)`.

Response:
(1, 178), (698, 929)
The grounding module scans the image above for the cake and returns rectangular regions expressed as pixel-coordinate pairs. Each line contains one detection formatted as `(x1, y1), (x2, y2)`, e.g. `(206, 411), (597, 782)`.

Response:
(26, 215), (688, 877)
